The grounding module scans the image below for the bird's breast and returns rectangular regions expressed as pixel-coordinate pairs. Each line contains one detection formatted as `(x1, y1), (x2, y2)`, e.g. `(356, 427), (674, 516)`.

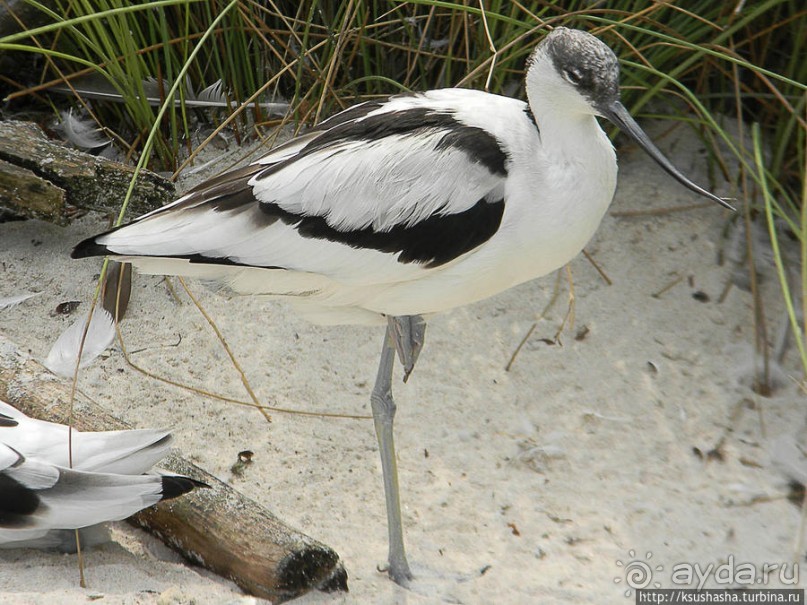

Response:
(356, 119), (619, 318)
(486, 123), (617, 291)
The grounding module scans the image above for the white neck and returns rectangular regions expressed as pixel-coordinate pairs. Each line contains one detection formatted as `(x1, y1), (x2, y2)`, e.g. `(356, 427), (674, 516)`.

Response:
(493, 60), (618, 285)
(524, 56), (616, 193)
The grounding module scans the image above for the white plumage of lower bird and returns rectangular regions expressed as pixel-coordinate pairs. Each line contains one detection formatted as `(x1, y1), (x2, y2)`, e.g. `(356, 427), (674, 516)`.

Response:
(72, 28), (730, 583)
(0, 400), (201, 550)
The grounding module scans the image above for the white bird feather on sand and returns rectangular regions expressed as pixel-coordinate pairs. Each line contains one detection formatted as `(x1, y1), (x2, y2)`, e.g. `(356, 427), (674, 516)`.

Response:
(0, 292), (40, 312)
(44, 307), (116, 378)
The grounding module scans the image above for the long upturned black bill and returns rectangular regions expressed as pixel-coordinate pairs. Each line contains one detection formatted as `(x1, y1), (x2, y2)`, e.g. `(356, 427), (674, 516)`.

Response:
(601, 101), (735, 211)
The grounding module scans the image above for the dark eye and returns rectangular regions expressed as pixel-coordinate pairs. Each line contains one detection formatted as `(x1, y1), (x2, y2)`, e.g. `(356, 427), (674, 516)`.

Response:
(564, 68), (583, 85)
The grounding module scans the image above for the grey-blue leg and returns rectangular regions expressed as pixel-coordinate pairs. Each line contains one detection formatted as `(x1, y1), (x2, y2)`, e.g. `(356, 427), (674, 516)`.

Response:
(371, 315), (426, 585)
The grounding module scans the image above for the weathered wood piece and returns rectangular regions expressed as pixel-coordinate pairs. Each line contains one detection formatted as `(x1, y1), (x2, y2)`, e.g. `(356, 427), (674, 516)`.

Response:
(0, 332), (348, 602)
(0, 157), (65, 222)
(0, 121), (173, 224)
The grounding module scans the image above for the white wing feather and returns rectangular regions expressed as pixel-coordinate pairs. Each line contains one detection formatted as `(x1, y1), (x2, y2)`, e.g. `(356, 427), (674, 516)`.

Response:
(0, 400), (171, 474)
(253, 135), (501, 232)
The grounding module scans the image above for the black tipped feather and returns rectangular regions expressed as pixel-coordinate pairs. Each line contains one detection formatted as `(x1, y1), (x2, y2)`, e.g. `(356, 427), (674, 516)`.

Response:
(72, 238), (113, 259)
(0, 414), (18, 428)
(159, 475), (208, 500)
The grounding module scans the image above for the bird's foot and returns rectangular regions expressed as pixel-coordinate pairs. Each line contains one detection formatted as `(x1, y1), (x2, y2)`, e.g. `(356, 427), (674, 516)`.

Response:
(387, 315), (426, 382)
(378, 558), (414, 587)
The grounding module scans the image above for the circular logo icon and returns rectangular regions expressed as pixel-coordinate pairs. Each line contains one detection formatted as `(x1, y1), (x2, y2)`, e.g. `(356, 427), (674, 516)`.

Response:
(614, 550), (663, 597)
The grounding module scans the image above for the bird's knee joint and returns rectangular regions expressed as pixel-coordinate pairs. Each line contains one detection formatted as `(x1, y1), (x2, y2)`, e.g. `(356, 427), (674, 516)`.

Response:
(370, 391), (396, 416)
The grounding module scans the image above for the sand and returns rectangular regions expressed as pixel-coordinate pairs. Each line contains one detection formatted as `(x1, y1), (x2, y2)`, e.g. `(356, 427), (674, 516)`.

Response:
(0, 122), (804, 604)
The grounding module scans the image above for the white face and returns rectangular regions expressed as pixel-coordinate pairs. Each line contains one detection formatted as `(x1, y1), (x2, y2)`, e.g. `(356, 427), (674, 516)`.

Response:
(526, 28), (621, 117)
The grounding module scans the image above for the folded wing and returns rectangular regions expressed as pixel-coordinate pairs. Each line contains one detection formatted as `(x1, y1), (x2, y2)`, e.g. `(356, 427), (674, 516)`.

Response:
(73, 92), (511, 288)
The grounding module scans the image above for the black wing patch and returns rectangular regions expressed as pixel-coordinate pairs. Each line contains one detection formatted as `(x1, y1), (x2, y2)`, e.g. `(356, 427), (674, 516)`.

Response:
(261, 196), (505, 268)
(0, 473), (42, 528)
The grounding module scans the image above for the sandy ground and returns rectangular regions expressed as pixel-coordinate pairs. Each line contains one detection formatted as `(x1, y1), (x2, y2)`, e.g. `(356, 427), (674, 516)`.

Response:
(0, 122), (805, 605)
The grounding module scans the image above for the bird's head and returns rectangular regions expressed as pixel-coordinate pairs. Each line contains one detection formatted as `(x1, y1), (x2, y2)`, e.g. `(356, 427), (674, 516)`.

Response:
(526, 27), (734, 210)
(526, 27), (620, 118)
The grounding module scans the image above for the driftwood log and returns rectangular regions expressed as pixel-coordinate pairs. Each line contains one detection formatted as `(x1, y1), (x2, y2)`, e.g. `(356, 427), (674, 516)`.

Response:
(0, 332), (348, 602)
(0, 120), (173, 224)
